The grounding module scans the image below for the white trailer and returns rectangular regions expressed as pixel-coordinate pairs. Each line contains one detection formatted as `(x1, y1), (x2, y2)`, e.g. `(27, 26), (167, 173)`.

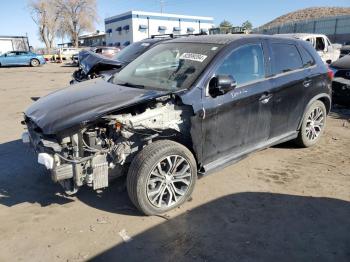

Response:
(0, 36), (30, 55)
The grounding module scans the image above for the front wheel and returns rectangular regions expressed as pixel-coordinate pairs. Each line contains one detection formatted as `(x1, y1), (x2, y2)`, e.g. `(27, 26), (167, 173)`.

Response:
(30, 59), (40, 67)
(295, 100), (327, 147)
(127, 140), (197, 216)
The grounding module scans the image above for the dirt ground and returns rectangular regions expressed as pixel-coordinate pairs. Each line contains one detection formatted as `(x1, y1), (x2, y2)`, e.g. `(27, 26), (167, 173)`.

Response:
(0, 63), (349, 262)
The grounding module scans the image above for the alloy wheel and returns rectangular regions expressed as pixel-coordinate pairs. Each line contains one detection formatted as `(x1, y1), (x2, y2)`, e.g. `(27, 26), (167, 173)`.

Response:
(305, 106), (325, 141)
(146, 155), (192, 208)
(31, 59), (39, 66)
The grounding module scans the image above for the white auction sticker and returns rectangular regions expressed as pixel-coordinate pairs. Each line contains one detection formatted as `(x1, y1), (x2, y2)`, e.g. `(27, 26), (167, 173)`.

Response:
(179, 53), (207, 62)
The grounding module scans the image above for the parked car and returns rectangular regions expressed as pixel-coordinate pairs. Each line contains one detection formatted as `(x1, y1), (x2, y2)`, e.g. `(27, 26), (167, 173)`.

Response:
(71, 38), (169, 83)
(339, 42), (350, 58)
(72, 46), (120, 66)
(0, 51), (46, 67)
(22, 35), (332, 215)
(278, 33), (340, 64)
(71, 53), (79, 65)
(329, 55), (350, 106)
(91, 46), (120, 58)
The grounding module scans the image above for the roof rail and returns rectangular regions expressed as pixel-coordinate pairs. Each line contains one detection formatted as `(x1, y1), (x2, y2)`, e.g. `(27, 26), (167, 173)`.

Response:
(150, 32), (208, 39)
(151, 34), (174, 39)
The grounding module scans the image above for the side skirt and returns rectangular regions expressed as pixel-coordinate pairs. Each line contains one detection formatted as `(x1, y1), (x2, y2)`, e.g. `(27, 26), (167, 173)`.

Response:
(200, 131), (298, 176)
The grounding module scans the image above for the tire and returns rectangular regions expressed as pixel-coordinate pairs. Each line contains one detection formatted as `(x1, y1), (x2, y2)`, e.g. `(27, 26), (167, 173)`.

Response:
(127, 140), (197, 216)
(30, 59), (40, 67)
(295, 100), (327, 148)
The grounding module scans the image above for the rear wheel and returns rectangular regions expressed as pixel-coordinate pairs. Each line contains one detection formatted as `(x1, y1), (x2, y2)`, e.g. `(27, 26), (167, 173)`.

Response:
(30, 59), (39, 67)
(127, 140), (197, 215)
(295, 100), (327, 147)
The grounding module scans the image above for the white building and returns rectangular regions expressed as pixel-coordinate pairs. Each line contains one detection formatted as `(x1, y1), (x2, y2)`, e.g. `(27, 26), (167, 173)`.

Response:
(105, 11), (214, 47)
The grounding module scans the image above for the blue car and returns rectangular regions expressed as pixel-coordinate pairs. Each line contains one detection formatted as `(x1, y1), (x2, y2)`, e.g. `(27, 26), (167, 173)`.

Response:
(0, 51), (46, 67)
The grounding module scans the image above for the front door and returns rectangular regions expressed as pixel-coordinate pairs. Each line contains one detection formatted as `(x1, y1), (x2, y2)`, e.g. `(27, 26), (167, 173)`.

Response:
(16, 52), (30, 65)
(2, 52), (17, 65)
(200, 41), (273, 167)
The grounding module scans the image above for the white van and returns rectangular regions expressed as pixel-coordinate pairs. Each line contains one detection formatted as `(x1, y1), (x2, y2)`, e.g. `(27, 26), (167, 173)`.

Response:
(277, 33), (340, 64)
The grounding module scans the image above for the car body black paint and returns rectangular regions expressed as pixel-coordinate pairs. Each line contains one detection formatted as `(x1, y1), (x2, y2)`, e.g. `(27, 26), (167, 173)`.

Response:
(177, 35), (330, 171)
(25, 79), (167, 134)
(330, 55), (350, 106)
(25, 34), (331, 174)
(79, 51), (123, 75)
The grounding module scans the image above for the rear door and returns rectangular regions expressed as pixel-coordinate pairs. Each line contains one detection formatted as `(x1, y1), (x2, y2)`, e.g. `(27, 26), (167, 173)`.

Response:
(268, 40), (310, 139)
(200, 40), (273, 165)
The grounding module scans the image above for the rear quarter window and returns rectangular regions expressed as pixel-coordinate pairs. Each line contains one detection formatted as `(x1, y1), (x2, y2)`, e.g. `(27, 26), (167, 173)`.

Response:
(271, 43), (303, 75)
(298, 45), (315, 68)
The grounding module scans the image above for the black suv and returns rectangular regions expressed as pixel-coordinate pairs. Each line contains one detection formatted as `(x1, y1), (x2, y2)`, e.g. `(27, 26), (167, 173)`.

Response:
(23, 35), (332, 215)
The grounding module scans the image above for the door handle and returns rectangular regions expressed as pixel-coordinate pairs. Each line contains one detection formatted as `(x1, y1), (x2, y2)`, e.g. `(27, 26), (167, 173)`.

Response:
(259, 93), (272, 104)
(303, 79), (312, 87)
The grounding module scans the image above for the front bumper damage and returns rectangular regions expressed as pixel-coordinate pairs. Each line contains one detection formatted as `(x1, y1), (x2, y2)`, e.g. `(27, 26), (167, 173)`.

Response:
(22, 119), (111, 194)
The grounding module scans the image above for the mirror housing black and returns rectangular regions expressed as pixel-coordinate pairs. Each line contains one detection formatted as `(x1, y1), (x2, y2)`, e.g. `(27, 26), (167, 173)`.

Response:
(209, 75), (237, 97)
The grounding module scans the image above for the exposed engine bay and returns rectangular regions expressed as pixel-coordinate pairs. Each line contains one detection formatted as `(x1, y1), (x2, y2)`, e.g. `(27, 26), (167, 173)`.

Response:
(23, 96), (192, 194)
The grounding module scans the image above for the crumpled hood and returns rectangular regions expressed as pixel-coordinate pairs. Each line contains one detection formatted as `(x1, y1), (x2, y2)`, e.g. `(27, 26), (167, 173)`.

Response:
(80, 51), (123, 75)
(341, 45), (350, 52)
(25, 79), (166, 134)
(331, 55), (350, 69)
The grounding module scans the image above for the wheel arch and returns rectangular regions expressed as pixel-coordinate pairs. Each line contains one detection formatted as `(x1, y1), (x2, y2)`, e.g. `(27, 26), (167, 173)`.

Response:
(154, 132), (199, 169)
(298, 93), (331, 130)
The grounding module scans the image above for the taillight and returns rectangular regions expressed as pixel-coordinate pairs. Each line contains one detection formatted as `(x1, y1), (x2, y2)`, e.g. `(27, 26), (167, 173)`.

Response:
(327, 66), (334, 81)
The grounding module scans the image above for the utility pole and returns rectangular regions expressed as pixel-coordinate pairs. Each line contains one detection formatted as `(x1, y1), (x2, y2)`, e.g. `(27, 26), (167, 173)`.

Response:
(159, 0), (165, 13)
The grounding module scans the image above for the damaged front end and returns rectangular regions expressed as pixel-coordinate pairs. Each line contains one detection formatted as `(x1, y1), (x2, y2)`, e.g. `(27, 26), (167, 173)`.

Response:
(71, 51), (123, 83)
(22, 96), (192, 195)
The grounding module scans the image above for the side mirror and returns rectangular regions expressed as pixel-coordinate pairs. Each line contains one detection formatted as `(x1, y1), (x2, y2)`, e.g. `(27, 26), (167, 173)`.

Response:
(209, 75), (237, 97)
(4, 53), (7, 57)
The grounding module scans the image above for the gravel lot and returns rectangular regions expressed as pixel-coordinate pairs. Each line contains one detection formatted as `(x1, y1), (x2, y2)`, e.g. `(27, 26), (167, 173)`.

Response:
(0, 63), (349, 262)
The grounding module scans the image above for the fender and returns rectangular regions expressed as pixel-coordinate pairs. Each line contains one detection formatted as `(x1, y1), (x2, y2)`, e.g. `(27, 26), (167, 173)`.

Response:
(297, 93), (331, 130)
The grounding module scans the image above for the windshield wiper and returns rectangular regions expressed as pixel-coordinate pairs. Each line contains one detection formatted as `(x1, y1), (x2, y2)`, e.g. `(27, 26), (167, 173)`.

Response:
(118, 82), (145, 89)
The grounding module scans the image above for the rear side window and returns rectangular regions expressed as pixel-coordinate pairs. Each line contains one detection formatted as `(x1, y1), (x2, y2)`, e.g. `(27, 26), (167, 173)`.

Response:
(215, 44), (265, 86)
(299, 46), (315, 68)
(271, 43), (303, 74)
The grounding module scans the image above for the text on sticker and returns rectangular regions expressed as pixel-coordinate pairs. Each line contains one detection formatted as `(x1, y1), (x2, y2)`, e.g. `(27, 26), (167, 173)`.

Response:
(179, 53), (208, 62)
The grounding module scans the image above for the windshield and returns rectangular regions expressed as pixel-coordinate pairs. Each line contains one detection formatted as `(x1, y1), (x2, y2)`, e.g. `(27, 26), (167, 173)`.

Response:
(113, 41), (153, 63)
(113, 42), (222, 91)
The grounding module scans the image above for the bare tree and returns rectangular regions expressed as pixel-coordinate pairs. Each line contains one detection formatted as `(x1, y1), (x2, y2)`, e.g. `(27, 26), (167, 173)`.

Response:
(28, 0), (60, 53)
(56, 0), (98, 47)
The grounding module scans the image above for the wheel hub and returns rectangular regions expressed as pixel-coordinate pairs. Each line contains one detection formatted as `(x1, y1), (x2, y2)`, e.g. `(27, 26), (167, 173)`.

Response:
(165, 174), (172, 184)
(146, 155), (192, 208)
(305, 106), (324, 141)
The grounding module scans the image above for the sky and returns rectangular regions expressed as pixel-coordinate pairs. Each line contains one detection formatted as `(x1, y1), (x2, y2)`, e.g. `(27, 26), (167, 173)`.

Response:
(0, 0), (349, 48)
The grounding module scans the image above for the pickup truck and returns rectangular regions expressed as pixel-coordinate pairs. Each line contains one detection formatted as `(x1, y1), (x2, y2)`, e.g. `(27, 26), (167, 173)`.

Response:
(278, 33), (340, 64)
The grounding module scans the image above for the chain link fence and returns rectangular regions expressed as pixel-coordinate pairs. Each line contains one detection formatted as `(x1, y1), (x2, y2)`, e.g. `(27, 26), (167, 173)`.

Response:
(254, 15), (350, 44)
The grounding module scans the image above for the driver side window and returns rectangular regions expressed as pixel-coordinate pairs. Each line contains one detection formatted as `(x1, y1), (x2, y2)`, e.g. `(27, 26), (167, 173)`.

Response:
(215, 44), (265, 86)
